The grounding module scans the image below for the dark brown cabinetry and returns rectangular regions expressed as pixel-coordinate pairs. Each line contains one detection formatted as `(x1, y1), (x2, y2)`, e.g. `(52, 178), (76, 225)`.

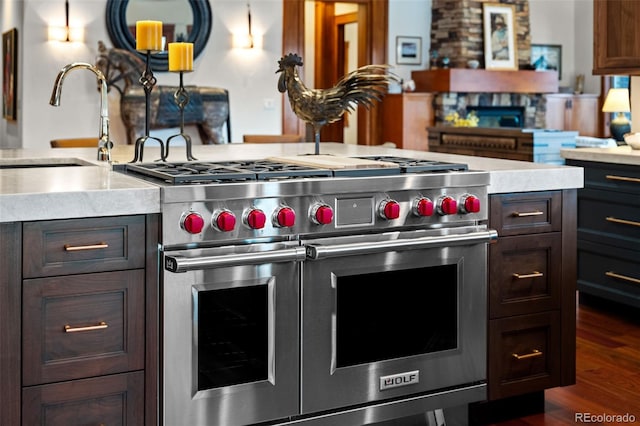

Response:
(566, 160), (640, 307)
(428, 126), (577, 164)
(593, 0), (640, 75)
(0, 215), (159, 426)
(471, 190), (577, 423)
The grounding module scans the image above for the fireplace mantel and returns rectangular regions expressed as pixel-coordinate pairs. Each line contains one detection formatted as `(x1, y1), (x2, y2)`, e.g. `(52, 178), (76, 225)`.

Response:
(411, 69), (559, 94)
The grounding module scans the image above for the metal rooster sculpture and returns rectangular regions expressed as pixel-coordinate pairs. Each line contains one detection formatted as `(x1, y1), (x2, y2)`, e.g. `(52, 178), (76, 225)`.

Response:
(277, 53), (401, 154)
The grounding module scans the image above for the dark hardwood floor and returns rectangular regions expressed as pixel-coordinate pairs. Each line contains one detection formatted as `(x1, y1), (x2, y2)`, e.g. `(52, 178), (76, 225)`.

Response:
(494, 293), (640, 425)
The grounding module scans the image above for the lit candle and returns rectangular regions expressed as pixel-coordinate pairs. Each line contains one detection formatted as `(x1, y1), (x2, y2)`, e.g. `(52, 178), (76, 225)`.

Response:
(136, 20), (163, 51)
(168, 42), (194, 72)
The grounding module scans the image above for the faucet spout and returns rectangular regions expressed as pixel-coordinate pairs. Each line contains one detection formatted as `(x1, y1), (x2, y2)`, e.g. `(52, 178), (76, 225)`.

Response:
(50, 62), (112, 162)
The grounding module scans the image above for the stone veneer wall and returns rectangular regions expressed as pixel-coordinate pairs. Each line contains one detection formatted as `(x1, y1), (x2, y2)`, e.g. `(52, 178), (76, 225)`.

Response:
(430, 0), (546, 128)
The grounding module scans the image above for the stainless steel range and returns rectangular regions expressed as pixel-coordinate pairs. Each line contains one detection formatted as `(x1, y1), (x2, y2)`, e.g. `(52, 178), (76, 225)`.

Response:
(116, 155), (497, 426)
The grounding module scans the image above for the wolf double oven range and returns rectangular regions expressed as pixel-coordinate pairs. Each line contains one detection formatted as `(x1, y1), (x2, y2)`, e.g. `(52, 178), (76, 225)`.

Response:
(116, 154), (497, 426)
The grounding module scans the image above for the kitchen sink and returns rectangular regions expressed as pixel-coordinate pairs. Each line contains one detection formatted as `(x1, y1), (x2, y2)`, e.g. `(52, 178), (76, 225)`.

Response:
(0, 158), (95, 169)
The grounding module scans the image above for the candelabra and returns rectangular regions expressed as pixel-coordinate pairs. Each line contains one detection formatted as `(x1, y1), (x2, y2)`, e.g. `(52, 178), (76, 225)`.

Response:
(130, 50), (165, 163)
(166, 71), (197, 161)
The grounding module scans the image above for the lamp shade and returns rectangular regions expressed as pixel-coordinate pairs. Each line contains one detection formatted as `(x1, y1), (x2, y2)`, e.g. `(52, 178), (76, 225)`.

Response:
(602, 88), (630, 113)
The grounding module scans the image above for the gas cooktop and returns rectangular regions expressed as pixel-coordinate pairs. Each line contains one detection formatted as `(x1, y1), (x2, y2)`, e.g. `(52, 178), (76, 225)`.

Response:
(116, 156), (469, 185)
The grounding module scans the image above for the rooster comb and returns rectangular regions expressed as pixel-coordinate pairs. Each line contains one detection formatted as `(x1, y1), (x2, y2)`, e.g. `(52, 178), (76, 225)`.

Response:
(278, 53), (304, 71)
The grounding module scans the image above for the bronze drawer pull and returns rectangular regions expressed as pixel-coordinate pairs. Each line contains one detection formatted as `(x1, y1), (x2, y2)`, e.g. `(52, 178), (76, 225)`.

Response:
(64, 242), (109, 252)
(511, 211), (543, 217)
(64, 321), (108, 333)
(512, 271), (544, 279)
(606, 217), (640, 228)
(512, 349), (542, 360)
(606, 271), (640, 285)
(606, 174), (640, 184)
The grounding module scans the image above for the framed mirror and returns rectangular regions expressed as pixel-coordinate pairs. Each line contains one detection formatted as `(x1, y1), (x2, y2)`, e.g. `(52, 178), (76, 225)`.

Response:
(106, 0), (212, 71)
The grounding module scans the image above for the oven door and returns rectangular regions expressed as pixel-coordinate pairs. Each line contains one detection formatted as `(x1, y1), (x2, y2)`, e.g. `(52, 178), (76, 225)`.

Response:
(300, 226), (497, 414)
(162, 241), (305, 426)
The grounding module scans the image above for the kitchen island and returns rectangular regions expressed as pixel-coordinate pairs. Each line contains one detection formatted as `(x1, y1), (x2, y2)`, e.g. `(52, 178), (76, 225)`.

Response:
(1, 143), (582, 426)
(561, 146), (640, 309)
(1, 143), (583, 221)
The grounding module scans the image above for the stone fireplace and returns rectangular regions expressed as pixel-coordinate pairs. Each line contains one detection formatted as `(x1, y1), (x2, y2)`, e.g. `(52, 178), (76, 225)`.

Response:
(423, 0), (553, 129)
(435, 92), (546, 129)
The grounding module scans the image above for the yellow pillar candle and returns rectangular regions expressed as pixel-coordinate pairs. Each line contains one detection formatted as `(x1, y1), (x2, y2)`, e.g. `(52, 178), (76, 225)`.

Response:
(136, 20), (163, 51)
(168, 42), (194, 72)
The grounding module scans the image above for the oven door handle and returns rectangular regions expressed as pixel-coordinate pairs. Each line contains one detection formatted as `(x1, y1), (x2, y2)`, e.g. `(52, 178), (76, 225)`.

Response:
(165, 247), (307, 272)
(305, 229), (498, 260)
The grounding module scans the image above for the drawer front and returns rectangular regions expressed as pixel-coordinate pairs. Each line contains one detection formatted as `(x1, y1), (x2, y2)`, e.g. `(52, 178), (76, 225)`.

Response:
(488, 311), (561, 400)
(22, 270), (145, 385)
(23, 215), (145, 278)
(22, 371), (144, 426)
(578, 239), (640, 307)
(568, 160), (640, 195)
(490, 191), (561, 236)
(489, 233), (562, 318)
(577, 188), (640, 251)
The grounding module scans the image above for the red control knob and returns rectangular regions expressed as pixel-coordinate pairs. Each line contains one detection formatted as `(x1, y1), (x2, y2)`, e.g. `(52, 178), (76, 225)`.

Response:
(275, 207), (296, 227)
(438, 196), (458, 215)
(214, 210), (236, 232)
(181, 212), (205, 234)
(380, 200), (400, 220)
(312, 204), (333, 225)
(246, 209), (267, 229)
(461, 195), (481, 214)
(414, 197), (434, 217)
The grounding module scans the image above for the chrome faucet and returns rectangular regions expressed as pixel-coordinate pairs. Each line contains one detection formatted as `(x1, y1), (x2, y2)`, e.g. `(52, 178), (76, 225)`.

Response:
(50, 62), (112, 162)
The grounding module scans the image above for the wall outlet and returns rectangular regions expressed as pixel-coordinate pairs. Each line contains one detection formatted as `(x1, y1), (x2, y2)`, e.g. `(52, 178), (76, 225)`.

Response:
(263, 98), (275, 110)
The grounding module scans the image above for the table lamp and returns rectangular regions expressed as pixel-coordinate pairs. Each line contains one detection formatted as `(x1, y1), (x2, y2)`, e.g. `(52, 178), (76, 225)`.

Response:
(602, 88), (631, 143)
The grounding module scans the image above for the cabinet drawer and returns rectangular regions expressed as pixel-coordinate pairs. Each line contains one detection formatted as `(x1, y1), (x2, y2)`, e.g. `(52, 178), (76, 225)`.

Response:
(570, 160), (640, 195)
(23, 215), (145, 278)
(577, 188), (640, 251)
(490, 192), (561, 236)
(22, 270), (145, 385)
(22, 371), (144, 426)
(577, 240), (640, 308)
(489, 233), (562, 318)
(488, 311), (561, 400)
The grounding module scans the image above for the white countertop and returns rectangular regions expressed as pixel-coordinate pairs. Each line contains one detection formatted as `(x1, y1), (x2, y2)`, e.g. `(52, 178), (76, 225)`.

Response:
(561, 145), (640, 166)
(0, 143), (584, 223)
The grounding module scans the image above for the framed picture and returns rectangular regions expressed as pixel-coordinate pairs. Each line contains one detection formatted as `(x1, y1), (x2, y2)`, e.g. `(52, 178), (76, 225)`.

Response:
(3, 28), (17, 121)
(396, 36), (422, 65)
(482, 3), (517, 70)
(531, 44), (562, 80)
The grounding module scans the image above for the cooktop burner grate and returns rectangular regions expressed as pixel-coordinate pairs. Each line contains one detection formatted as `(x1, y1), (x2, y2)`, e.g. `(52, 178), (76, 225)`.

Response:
(356, 156), (469, 173)
(117, 156), (470, 185)
(215, 160), (334, 180)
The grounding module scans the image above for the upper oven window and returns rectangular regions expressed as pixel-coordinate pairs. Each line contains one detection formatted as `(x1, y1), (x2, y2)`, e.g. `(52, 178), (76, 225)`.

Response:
(197, 285), (268, 390)
(335, 265), (458, 368)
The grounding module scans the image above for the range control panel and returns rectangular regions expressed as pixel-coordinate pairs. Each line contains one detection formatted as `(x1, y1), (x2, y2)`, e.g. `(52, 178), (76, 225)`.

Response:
(162, 188), (487, 248)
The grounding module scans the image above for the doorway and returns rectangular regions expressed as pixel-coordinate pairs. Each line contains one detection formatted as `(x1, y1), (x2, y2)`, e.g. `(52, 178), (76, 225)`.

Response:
(282, 0), (388, 146)
(311, 2), (360, 144)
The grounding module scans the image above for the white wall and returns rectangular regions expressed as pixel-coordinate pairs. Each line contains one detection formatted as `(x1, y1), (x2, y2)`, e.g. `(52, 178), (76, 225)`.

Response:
(387, 0), (432, 84)
(0, 0), (596, 149)
(529, 0), (598, 94)
(4, 0), (285, 148)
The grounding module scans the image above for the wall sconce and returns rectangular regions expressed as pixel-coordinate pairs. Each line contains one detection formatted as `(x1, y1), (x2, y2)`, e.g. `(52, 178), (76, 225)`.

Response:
(602, 88), (631, 142)
(48, 0), (84, 43)
(232, 2), (262, 49)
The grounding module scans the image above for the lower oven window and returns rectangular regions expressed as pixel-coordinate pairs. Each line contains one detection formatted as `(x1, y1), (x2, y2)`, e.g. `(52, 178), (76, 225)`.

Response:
(336, 265), (457, 368)
(197, 285), (268, 390)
